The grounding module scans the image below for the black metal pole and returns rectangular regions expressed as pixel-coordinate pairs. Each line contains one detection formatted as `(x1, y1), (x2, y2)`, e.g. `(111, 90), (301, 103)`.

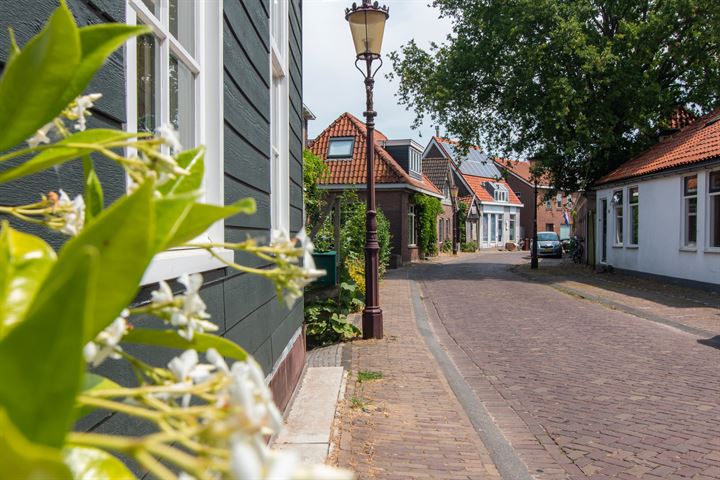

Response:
(362, 57), (383, 339)
(531, 180), (539, 269)
(452, 195), (459, 255)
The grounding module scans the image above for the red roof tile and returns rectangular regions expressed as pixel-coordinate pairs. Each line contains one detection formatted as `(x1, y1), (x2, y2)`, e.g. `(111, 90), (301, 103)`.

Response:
(497, 159), (552, 186)
(598, 108), (720, 185)
(668, 107), (698, 130)
(462, 174), (523, 206)
(309, 112), (441, 196)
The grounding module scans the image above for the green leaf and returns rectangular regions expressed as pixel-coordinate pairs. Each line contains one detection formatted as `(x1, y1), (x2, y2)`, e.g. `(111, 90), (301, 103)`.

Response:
(0, 246), (97, 447)
(165, 198), (256, 248)
(74, 373), (121, 420)
(54, 179), (155, 343)
(82, 156), (103, 223)
(0, 221), (57, 340)
(0, 409), (71, 480)
(0, 1), (81, 152)
(0, 129), (136, 182)
(58, 23), (149, 113)
(123, 328), (248, 361)
(156, 146), (205, 197)
(152, 192), (200, 251)
(64, 447), (135, 480)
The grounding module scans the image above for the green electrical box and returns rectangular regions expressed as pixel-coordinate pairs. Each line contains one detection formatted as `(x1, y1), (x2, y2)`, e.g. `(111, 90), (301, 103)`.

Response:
(311, 251), (338, 286)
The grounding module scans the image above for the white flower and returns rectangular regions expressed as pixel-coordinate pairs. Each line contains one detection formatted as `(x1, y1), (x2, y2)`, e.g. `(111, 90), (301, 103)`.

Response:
(227, 360), (283, 433)
(54, 189), (85, 236)
(151, 279), (174, 306)
(271, 228), (294, 251)
(167, 349), (216, 407)
(229, 437), (299, 480)
(26, 122), (55, 148)
(83, 310), (129, 367)
(206, 348), (229, 374)
(157, 124), (183, 153)
(229, 440), (263, 480)
(150, 274), (217, 341)
(70, 93), (102, 131)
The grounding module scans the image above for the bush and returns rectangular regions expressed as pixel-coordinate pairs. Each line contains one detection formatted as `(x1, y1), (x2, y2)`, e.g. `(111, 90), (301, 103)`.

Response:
(441, 239), (452, 253)
(338, 191), (392, 277)
(304, 282), (362, 348)
(461, 241), (478, 252)
(411, 193), (443, 257)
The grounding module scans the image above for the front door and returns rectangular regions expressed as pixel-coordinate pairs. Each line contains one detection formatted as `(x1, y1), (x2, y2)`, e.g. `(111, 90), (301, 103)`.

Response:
(600, 198), (607, 263)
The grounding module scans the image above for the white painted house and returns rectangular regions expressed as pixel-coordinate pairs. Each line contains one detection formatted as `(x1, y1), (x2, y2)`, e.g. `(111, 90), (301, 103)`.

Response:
(593, 109), (720, 287)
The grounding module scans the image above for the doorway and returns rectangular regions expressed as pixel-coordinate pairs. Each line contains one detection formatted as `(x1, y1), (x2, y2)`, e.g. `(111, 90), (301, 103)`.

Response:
(600, 198), (607, 263)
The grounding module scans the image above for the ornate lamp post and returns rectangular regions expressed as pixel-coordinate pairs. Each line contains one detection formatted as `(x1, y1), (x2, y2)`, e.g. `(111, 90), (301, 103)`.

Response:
(346, 0), (389, 340)
(531, 178), (539, 269)
(451, 184), (460, 255)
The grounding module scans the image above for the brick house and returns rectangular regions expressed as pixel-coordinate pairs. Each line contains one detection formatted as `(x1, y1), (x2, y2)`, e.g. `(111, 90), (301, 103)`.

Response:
(498, 160), (579, 242)
(424, 138), (523, 248)
(308, 112), (442, 265)
(592, 109), (720, 287)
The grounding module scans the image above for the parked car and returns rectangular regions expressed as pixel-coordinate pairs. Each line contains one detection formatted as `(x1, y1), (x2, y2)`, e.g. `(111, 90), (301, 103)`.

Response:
(534, 231), (563, 258)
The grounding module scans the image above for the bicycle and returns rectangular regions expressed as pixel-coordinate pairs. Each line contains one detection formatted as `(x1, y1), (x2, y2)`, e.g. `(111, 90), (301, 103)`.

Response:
(569, 235), (584, 264)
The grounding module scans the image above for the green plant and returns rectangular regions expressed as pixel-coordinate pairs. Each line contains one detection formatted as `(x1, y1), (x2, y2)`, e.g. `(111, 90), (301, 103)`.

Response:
(461, 242), (478, 252)
(411, 193), (443, 257)
(0, 4), (349, 479)
(303, 149), (328, 228)
(441, 239), (452, 253)
(339, 190), (392, 277)
(304, 296), (360, 349)
(357, 371), (383, 383)
(457, 201), (468, 243)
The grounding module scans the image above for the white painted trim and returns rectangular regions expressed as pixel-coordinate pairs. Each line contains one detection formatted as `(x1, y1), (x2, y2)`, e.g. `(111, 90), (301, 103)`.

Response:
(270, 0), (290, 234)
(126, 0), (225, 285)
(142, 248), (234, 285)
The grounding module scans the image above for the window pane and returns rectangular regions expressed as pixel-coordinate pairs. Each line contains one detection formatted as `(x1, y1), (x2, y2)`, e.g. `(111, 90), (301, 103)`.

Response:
(169, 54), (195, 147)
(137, 33), (157, 133)
(629, 187), (639, 205)
(141, 0), (159, 15)
(686, 198), (697, 246)
(271, 0), (285, 57)
(169, 0), (195, 55)
(615, 206), (623, 243)
(710, 171), (720, 194)
(328, 138), (354, 157)
(684, 176), (697, 196)
(631, 205), (639, 244)
(711, 194), (720, 248)
(482, 215), (488, 241)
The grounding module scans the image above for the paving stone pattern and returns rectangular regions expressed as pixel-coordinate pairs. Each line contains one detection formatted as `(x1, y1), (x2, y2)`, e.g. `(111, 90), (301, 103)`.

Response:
(334, 272), (501, 480)
(417, 253), (720, 480)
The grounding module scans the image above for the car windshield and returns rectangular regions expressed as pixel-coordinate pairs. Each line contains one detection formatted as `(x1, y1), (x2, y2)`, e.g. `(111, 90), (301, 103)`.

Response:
(537, 232), (559, 242)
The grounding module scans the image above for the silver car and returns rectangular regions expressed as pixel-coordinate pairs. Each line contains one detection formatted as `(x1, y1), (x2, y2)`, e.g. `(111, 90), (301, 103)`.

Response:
(535, 231), (563, 258)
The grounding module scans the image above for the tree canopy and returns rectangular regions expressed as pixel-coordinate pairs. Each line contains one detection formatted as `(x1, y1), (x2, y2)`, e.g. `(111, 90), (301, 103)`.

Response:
(389, 0), (720, 191)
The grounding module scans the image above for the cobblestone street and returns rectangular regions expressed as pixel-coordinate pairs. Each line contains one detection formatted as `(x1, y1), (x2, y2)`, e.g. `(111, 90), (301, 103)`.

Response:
(414, 252), (720, 479)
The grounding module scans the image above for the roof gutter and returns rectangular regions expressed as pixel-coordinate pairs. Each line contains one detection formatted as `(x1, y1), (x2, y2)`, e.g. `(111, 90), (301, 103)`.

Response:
(592, 157), (720, 191)
(318, 183), (445, 199)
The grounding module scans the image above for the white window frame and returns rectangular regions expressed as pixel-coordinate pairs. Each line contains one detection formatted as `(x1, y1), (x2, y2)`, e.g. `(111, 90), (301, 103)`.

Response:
(613, 189), (624, 246)
(556, 193), (562, 208)
(627, 186), (639, 247)
(707, 169), (720, 252)
(126, 0), (231, 285)
(681, 174), (698, 250)
(270, 0), (290, 234)
(408, 204), (417, 246)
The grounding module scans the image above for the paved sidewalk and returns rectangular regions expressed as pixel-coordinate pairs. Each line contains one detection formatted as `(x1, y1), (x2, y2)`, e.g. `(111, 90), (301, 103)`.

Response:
(332, 271), (501, 479)
(515, 259), (720, 337)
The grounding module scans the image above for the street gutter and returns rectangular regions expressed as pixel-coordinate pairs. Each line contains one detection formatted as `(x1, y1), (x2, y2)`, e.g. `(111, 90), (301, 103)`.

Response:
(408, 273), (534, 480)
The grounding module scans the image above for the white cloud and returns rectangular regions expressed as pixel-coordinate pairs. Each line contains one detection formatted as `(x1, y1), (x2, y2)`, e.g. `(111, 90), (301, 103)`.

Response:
(303, 0), (453, 144)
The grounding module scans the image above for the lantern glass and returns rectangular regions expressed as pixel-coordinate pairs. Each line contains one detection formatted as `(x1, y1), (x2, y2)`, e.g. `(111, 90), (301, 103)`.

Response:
(451, 185), (459, 199)
(347, 9), (388, 57)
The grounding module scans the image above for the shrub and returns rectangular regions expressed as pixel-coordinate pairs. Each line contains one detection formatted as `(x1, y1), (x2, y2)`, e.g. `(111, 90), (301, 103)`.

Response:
(411, 193), (443, 257)
(461, 241), (478, 252)
(338, 190), (392, 277)
(441, 239), (452, 253)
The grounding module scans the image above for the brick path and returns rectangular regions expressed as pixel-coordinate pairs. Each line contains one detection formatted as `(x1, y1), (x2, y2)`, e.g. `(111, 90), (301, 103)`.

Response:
(417, 253), (720, 480)
(333, 271), (501, 479)
(515, 260), (720, 336)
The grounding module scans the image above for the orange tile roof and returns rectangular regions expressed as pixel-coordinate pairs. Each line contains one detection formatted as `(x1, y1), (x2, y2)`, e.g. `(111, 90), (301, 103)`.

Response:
(597, 108), (720, 185)
(462, 174), (523, 206)
(309, 112), (441, 196)
(497, 159), (552, 186)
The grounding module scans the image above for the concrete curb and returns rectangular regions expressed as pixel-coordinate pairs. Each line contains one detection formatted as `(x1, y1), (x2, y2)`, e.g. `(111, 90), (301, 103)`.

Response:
(408, 273), (534, 480)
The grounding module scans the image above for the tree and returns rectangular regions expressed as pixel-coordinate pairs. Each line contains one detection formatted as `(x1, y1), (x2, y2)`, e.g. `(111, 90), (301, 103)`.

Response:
(389, 0), (720, 191)
(303, 148), (328, 226)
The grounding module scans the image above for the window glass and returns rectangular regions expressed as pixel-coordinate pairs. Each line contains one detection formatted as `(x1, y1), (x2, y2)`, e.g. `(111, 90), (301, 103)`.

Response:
(538, 232), (559, 241)
(142, 0), (158, 15)
(614, 190), (624, 244)
(509, 215), (516, 241)
(137, 32), (156, 133)
(710, 171), (720, 193)
(169, 53), (195, 147)
(556, 193), (562, 208)
(545, 223), (554, 232)
(628, 187), (639, 245)
(328, 138), (354, 158)
(408, 205), (417, 246)
(545, 199), (551, 210)
(482, 214), (489, 241)
(169, 0), (195, 55)
(684, 176), (698, 196)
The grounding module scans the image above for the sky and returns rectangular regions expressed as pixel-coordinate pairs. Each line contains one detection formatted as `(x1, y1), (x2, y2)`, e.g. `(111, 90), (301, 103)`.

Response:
(302, 0), (453, 145)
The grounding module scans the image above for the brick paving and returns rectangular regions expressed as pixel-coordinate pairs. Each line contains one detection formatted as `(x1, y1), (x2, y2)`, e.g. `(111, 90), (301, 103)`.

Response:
(417, 252), (720, 480)
(333, 271), (501, 479)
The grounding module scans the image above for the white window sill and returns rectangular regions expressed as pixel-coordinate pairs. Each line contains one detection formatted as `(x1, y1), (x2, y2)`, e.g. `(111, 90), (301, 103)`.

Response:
(704, 248), (720, 254)
(612, 244), (623, 249)
(141, 248), (235, 285)
(679, 246), (697, 252)
(626, 244), (639, 249)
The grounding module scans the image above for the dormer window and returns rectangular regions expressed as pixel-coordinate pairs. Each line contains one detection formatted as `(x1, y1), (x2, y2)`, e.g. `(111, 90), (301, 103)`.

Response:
(328, 137), (355, 158)
(409, 148), (422, 175)
(493, 183), (508, 202)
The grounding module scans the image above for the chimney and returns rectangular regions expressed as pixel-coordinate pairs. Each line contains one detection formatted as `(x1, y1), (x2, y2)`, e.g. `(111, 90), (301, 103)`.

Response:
(435, 125), (440, 137)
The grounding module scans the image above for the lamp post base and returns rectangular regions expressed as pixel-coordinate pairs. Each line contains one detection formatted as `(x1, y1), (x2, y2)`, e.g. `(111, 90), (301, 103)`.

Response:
(362, 307), (384, 339)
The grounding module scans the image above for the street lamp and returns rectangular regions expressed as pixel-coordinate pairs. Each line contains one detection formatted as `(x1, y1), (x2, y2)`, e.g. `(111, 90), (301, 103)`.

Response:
(531, 178), (539, 269)
(450, 184), (460, 255)
(346, 0), (389, 340)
